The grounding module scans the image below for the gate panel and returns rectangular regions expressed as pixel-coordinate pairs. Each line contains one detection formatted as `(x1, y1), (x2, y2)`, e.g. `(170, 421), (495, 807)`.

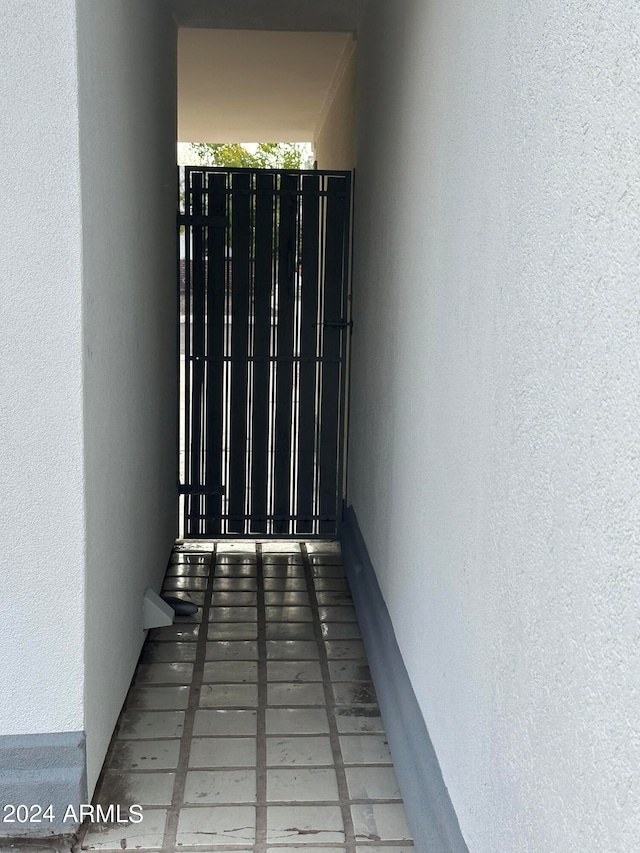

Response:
(273, 173), (297, 535)
(228, 172), (251, 534)
(296, 173), (321, 535)
(250, 172), (275, 534)
(204, 173), (226, 535)
(188, 171), (205, 532)
(319, 176), (349, 536)
(179, 167), (352, 538)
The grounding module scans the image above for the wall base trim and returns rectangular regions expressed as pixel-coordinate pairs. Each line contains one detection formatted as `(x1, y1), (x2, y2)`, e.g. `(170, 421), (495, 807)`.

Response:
(0, 731), (86, 838)
(341, 506), (468, 853)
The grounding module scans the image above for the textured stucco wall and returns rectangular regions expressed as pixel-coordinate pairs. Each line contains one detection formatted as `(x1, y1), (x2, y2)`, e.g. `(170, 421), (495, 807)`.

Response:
(350, 0), (640, 850)
(314, 41), (356, 170)
(0, 0), (85, 736)
(76, 0), (177, 793)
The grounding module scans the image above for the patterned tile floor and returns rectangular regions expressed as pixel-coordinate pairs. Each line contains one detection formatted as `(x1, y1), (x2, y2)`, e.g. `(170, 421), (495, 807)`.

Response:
(80, 541), (414, 853)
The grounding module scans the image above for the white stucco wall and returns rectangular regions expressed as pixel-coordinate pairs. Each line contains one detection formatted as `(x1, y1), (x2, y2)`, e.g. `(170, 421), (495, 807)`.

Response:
(350, 1), (640, 850)
(0, 0), (85, 736)
(314, 40), (356, 170)
(76, 1), (177, 792)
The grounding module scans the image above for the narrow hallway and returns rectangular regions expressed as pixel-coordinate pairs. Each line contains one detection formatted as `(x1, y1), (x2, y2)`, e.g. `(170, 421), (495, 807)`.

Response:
(81, 541), (414, 851)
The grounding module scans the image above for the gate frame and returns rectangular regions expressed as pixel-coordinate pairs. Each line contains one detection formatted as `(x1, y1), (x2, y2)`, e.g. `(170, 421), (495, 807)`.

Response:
(177, 165), (353, 540)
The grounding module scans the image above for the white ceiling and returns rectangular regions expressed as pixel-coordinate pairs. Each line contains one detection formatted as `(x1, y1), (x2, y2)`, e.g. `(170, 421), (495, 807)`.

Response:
(167, 0), (368, 31)
(178, 28), (353, 142)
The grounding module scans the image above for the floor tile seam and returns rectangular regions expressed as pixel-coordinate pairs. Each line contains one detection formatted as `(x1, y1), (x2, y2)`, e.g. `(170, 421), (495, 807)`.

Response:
(192, 733), (259, 740)
(174, 798), (403, 807)
(102, 757), (396, 771)
(301, 544), (356, 853)
(261, 763), (350, 770)
(119, 708), (187, 716)
(343, 799), (407, 805)
(100, 768), (181, 776)
(185, 766), (265, 771)
(112, 736), (186, 743)
(255, 542), (268, 853)
(262, 703), (381, 710)
(162, 543), (218, 852)
(192, 705), (380, 711)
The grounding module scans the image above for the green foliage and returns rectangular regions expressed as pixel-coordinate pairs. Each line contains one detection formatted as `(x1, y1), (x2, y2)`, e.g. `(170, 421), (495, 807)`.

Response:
(179, 142), (313, 236)
(189, 142), (313, 170)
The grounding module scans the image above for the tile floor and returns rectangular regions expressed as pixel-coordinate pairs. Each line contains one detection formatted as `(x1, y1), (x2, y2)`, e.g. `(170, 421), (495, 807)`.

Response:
(81, 541), (414, 853)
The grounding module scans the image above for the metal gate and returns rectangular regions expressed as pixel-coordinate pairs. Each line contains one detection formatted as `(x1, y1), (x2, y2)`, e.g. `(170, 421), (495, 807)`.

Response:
(179, 167), (352, 538)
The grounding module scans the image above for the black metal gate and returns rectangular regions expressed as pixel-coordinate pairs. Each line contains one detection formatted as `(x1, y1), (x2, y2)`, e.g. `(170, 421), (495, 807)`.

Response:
(179, 167), (352, 538)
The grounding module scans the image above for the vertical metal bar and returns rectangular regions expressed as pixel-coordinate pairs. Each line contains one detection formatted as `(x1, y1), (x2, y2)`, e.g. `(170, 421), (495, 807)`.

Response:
(314, 177), (328, 535)
(296, 173), (321, 533)
(318, 175), (348, 536)
(228, 172), (251, 534)
(182, 167), (192, 536)
(222, 171), (232, 534)
(273, 173), (297, 535)
(177, 166), (185, 536)
(336, 172), (353, 532)
(267, 179), (280, 536)
(189, 171), (206, 535)
(291, 178), (302, 533)
(204, 173), (227, 535)
(250, 173), (275, 534)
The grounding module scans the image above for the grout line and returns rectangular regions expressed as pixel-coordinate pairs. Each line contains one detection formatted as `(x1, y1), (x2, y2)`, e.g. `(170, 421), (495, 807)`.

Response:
(86, 542), (415, 853)
(150, 799), (402, 808)
(255, 543), (268, 852)
(301, 542), (356, 853)
(161, 544), (216, 853)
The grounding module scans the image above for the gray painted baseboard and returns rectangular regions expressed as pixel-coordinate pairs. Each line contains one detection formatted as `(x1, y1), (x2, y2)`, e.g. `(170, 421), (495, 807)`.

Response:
(340, 506), (469, 853)
(0, 731), (86, 837)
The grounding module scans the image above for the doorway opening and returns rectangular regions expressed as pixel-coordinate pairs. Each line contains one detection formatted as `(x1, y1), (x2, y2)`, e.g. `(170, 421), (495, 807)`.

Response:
(175, 27), (357, 540)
